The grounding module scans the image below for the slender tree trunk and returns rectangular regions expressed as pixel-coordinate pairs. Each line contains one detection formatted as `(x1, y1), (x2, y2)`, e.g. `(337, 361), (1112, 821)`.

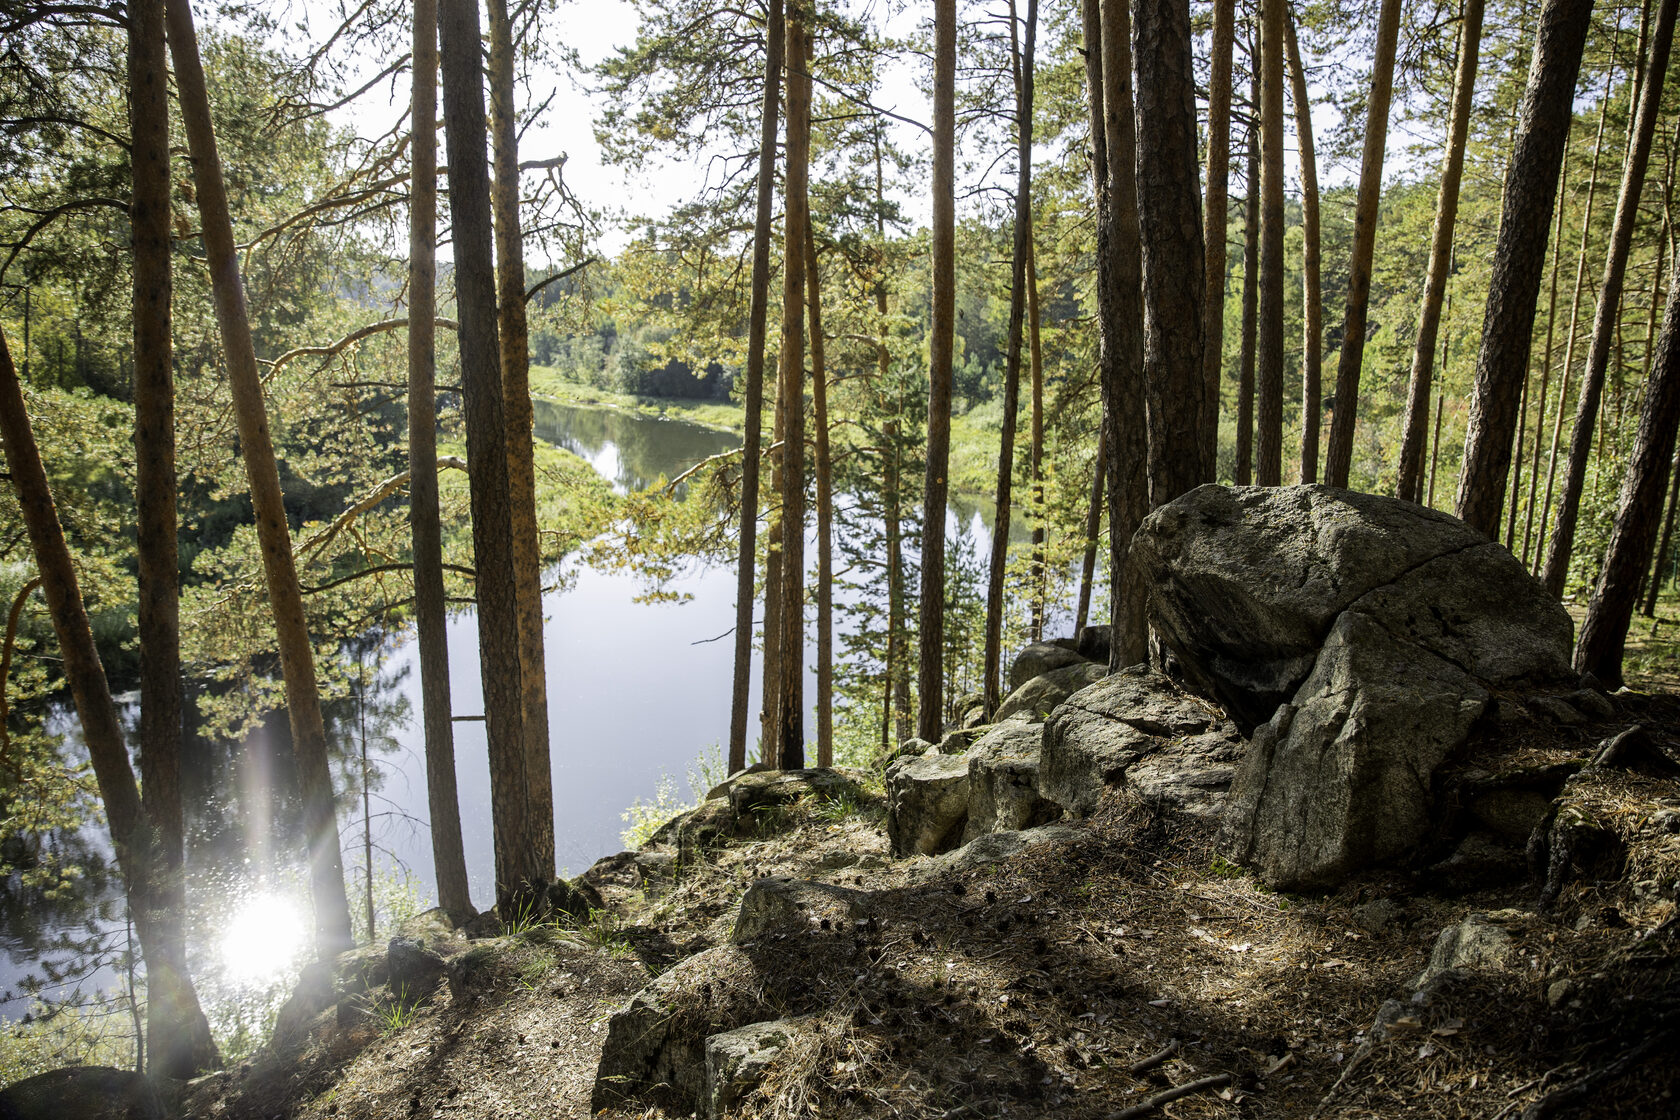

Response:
(984, 0), (1036, 716)
(1237, 51), (1259, 485)
(920, 0), (957, 739)
(761, 351), (787, 754)
(1135, 0), (1208, 500)
(1428, 393), (1446, 507)
(130, 0), (217, 1075)
(1094, 0), (1150, 666)
(164, 0), (353, 955)
(487, 0), (555, 879)
(439, 0), (545, 909)
(1577, 251), (1680, 685)
(1538, 90), (1612, 568)
(1026, 241), (1047, 643)
(873, 124), (911, 747)
(774, 7), (811, 767)
(1544, 0), (1676, 598)
(1284, 9), (1322, 484)
(1644, 437), (1680, 615)
(2, 328), (219, 1078)
(1455, 0), (1597, 538)
(728, 0), (784, 774)
(1396, 0), (1485, 503)
(1322, 0), (1402, 487)
(1524, 163), (1573, 567)
(1255, 0), (1287, 486)
(1203, 0), (1235, 475)
(805, 227), (833, 767)
(409, 0), (472, 923)
(1075, 423), (1106, 634)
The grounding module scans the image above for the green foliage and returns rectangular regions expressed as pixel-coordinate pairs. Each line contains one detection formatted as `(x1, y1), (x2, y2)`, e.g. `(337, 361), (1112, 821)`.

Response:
(619, 743), (725, 849)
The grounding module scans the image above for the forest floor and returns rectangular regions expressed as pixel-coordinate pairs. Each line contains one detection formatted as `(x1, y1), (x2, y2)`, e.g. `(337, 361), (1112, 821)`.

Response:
(178, 678), (1680, 1120)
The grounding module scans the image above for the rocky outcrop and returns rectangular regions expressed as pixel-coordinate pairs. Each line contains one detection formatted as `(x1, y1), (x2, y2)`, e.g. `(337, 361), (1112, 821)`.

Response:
(702, 1019), (807, 1120)
(886, 751), (970, 856)
(1007, 641), (1093, 693)
(1131, 485), (1570, 733)
(732, 878), (873, 942)
(1132, 485), (1575, 890)
(1041, 667), (1243, 818)
(963, 717), (1061, 840)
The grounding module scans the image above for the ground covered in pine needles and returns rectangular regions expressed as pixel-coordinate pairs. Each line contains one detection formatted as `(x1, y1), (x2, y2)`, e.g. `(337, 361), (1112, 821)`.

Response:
(180, 694), (1679, 1120)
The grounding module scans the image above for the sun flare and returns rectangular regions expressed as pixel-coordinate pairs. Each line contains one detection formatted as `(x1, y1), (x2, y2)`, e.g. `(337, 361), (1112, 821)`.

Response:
(220, 891), (308, 983)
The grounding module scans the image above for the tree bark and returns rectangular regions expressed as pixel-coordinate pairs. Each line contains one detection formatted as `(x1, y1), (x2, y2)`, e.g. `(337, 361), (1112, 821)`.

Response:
(805, 226), (833, 767)
(1237, 46), (1260, 485)
(728, 0), (784, 774)
(1255, 0), (1287, 485)
(1644, 437), (1680, 615)
(129, 0), (218, 1076)
(1396, 0), (1485, 503)
(1455, 0), (1597, 539)
(438, 0), (545, 909)
(164, 0), (353, 956)
(1284, 8), (1322, 484)
(984, 0), (1036, 716)
(1322, 0), (1402, 488)
(873, 123), (911, 748)
(1074, 423), (1106, 634)
(1543, 0), (1676, 597)
(487, 0), (555, 882)
(1577, 249), (1680, 685)
(775, 6), (811, 767)
(1026, 240), (1047, 643)
(1094, 0), (1150, 666)
(1135, 0), (1208, 501)
(1524, 161), (1573, 566)
(409, 0), (473, 924)
(919, 0), (957, 739)
(1203, 0), (1235, 476)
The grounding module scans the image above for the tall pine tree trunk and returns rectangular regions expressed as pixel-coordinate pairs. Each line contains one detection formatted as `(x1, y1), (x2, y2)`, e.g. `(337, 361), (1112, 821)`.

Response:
(1026, 241), (1047, 643)
(984, 0), (1036, 716)
(728, 0), (784, 774)
(1577, 249), (1680, 684)
(130, 0), (218, 1075)
(1396, 0), (1483, 503)
(1455, 0), (1597, 538)
(1284, 8), (1322, 484)
(1523, 163), (1572, 566)
(487, 0), (555, 880)
(1074, 425), (1106, 634)
(1135, 0), (1208, 500)
(438, 0), (545, 909)
(920, 0), (957, 739)
(1323, 0), (1403, 487)
(1544, 0), (1676, 597)
(805, 227), (833, 767)
(409, 0), (472, 922)
(1203, 0), (1235, 474)
(775, 5), (811, 767)
(164, 0), (353, 954)
(1237, 47), (1260, 485)
(1255, 0), (1287, 485)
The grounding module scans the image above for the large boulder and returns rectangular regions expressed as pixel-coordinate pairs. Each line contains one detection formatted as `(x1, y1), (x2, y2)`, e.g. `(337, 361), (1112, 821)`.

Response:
(964, 717), (1061, 841)
(994, 661), (1108, 724)
(1041, 667), (1243, 818)
(0, 1067), (165, 1120)
(1130, 485), (1568, 732)
(1007, 641), (1093, 693)
(886, 751), (970, 856)
(1134, 485), (1574, 890)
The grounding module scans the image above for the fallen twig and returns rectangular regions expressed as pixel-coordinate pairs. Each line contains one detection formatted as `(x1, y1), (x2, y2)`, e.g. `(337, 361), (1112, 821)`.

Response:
(1127, 1039), (1180, 1075)
(1114, 1072), (1231, 1118)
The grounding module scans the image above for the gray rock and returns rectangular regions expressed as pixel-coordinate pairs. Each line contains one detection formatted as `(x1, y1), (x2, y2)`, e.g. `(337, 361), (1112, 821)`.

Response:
(1221, 611), (1491, 889)
(0, 1067), (165, 1120)
(917, 823), (1089, 878)
(1077, 625), (1112, 664)
(703, 1020), (805, 1119)
(1352, 897), (1402, 935)
(1420, 831), (1526, 894)
(964, 717), (1061, 841)
(1414, 910), (1531, 988)
(1007, 641), (1093, 693)
(1527, 695), (1586, 725)
(386, 936), (447, 999)
(1131, 485), (1563, 732)
(994, 661), (1109, 724)
(886, 751), (970, 856)
(732, 878), (872, 942)
(727, 768), (871, 823)
(1041, 667), (1242, 818)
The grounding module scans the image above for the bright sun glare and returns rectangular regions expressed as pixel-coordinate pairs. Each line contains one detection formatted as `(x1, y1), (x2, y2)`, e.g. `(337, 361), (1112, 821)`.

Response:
(220, 891), (309, 983)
